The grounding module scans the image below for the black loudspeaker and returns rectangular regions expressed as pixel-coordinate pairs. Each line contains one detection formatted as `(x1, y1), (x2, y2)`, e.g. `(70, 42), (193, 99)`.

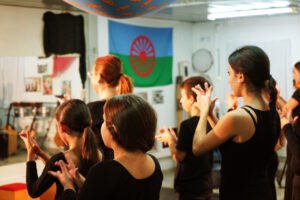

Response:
(0, 132), (8, 159)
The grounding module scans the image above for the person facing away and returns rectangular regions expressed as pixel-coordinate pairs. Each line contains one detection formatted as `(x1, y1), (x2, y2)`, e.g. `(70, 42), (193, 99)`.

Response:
(277, 61), (300, 200)
(87, 54), (133, 160)
(192, 45), (280, 200)
(226, 76), (283, 200)
(49, 94), (163, 200)
(156, 76), (213, 200)
(20, 99), (102, 199)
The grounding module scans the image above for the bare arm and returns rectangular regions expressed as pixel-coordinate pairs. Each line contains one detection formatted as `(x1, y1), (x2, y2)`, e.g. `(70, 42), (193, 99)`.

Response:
(282, 98), (299, 114)
(191, 83), (254, 156)
(193, 112), (236, 156)
(207, 97), (219, 127)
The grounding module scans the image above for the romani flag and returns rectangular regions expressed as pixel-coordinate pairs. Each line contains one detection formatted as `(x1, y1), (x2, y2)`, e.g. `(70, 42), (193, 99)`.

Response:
(109, 20), (173, 87)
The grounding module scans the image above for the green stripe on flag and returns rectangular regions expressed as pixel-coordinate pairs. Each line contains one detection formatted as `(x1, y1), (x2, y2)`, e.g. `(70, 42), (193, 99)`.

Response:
(111, 53), (172, 87)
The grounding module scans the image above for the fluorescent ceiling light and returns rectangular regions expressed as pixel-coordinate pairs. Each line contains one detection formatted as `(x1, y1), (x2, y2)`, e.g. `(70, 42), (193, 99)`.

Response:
(208, 7), (294, 20)
(208, 1), (290, 13)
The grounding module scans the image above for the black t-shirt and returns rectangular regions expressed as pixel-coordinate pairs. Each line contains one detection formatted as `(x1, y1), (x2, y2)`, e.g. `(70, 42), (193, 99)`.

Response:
(292, 89), (300, 118)
(60, 155), (163, 200)
(175, 116), (213, 195)
(292, 89), (300, 135)
(87, 100), (114, 160)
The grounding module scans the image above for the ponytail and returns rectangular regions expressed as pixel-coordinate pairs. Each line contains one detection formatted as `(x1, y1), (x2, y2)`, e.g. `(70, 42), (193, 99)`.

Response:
(268, 76), (280, 145)
(79, 126), (100, 172)
(118, 74), (133, 94)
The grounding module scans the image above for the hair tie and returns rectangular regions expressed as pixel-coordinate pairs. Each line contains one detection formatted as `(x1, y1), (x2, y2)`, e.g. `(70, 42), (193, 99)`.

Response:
(269, 74), (272, 80)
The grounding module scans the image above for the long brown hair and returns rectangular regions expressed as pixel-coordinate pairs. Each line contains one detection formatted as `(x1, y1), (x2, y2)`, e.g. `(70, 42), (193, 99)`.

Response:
(94, 55), (133, 94)
(55, 99), (100, 172)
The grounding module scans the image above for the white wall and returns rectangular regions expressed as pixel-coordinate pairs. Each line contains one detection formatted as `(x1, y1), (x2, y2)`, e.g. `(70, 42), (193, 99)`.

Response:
(193, 14), (300, 115)
(193, 14), (300, 157)
(0, 5), (98, 129)
(92, 17), (193, 159)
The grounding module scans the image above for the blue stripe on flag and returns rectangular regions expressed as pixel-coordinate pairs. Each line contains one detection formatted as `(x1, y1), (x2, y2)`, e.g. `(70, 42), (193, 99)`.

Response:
(109, 20), (172, 57)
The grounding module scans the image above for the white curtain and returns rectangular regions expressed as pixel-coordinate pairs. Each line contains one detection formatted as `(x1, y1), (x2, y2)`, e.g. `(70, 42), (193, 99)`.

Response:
(0, 57), (25, 108)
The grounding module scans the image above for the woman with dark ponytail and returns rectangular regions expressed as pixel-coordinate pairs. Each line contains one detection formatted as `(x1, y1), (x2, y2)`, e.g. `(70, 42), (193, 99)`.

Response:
(20, 99), (102, 199)
(192, 46), (280, 200)
(277, 61), (300, 200)
(49, 94), (163, 200)
(87, 55), (133, 160)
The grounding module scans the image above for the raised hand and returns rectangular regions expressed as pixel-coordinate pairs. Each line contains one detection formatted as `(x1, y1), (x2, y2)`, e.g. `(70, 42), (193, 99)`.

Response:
(280, 109), (298, 129)
(48, 160), (75, 191)
(209, 97), (218, 116)
(155, 126), (177, 146)
(192, 82), (213, 116)
(226, 92), (238, 110)
(65, 155), (85, 189)
(19, 127), (35, 161)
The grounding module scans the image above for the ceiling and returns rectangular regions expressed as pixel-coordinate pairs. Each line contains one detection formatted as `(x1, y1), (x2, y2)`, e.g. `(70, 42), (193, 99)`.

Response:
(0, 0), (300, 22)
(145, 0), (300, 22)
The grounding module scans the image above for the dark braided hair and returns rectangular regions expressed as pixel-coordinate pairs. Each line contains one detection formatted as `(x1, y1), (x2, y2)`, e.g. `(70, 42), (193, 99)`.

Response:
(229, 46), (279, 145)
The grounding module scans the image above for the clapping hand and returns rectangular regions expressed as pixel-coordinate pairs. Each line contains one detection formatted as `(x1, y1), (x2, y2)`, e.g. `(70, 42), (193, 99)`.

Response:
(280, 109), (298, 129)
(191, 82), (213, 116)
(48, 160), (75, 191)
(226, 92), (238, 110)
(156, 126), (177, 146)
(19, 127), (37, 160)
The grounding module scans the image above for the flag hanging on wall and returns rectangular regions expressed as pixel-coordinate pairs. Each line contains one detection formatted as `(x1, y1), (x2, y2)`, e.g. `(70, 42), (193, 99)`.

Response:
(109, 20), (173, 87)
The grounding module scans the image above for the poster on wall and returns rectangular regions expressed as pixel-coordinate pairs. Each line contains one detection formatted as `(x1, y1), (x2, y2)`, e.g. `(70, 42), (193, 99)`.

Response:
(25, 77), (41, 92)
(152, 90), (164, 104)
(135, 92), (148, 101)
(42, 75), (53, 95)
(61, 80), (71, 96)
(37, 64), (48, 74)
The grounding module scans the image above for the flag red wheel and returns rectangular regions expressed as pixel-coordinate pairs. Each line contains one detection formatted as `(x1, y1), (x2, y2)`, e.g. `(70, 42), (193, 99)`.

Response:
(130, 36), (156, 77)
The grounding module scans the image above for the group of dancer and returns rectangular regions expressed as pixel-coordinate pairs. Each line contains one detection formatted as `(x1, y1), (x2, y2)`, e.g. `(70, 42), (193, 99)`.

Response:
(19, 45), (300, 200)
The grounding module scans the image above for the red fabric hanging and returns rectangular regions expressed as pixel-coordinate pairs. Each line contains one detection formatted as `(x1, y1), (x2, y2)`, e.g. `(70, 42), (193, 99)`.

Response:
(53, 57), (74, 77)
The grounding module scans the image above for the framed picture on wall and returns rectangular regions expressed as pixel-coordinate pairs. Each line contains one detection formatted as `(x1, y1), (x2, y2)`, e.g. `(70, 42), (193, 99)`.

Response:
(61, 80), (71, 96)
(42, 75), (53, 95)
(37, 64), (48, 74)
(24, 77), (41, 92)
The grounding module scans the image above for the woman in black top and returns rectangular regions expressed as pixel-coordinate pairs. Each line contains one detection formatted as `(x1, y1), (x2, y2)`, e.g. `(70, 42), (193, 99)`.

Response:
(277, 61), (300, 200)
(49, 94), (163, 200)
(192, 46), (280, 200)
(156, 76), (213, 200)
(20, 99), (101, 199)
(87, 55), (133, 160)
(281, 110), (300, 200)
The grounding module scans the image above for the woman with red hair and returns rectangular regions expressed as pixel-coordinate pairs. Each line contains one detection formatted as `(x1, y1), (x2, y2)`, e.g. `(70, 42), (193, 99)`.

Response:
(87, 55), (133, 160)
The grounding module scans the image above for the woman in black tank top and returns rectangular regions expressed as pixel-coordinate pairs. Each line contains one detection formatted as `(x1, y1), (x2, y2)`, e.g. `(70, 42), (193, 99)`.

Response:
(277, 62), (300, 200)
(191, 46), (280, 200)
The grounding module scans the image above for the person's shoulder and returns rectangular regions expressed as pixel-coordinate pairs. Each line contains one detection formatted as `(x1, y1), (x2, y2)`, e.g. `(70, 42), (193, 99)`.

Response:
(181, 116), (199, 126)
(221, 108), (249, 124)
(91, 160), (121, 172)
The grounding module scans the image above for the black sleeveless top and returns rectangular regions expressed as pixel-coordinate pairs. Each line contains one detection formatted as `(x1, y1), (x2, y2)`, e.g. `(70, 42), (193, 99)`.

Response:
(219, 106), (280, 200)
